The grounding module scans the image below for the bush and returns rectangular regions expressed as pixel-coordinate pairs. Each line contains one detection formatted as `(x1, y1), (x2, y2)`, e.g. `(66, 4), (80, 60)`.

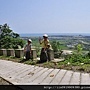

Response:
(51, 41), (61, 52)
(65, 53), (90, 64)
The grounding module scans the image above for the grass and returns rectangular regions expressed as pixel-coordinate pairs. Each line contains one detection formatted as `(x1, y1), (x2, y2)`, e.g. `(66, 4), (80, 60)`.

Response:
(0, 55), (90, 73)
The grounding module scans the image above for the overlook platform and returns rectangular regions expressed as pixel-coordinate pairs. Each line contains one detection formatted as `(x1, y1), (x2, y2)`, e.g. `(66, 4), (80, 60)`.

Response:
(0, 59), (90, 85)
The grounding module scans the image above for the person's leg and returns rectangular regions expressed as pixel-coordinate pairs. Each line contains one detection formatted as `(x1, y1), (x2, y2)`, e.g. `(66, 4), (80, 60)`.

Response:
(47, 49), (50, 61)
(30, 51), (33, 60)
(24, 51), (26, 59)
(40, 48), (47, 62)
(26, 51), (30, 60)
(40, 48), (43, 62)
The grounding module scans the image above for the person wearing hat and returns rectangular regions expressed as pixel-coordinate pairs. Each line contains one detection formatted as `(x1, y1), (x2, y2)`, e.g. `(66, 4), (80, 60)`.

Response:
(39, 34), (51, 62)
(24, 39), (32, 60)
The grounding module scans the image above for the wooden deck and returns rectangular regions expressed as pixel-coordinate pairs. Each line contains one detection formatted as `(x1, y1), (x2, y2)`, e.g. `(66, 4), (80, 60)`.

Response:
(0, 59), (90, 85)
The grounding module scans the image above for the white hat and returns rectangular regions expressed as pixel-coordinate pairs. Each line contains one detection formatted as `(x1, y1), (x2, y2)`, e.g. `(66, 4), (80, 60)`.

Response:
(43, 34), (48, 37)
(28, 39), (32, 42)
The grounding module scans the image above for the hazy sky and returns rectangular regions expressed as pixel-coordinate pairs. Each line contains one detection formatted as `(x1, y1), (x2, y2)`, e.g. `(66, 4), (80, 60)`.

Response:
(0, 0), (90, 34)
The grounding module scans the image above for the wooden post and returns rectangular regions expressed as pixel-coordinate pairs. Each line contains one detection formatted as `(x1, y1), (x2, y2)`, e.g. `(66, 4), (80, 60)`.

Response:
(7, 49), (15, 56)
(31, 49), (37, 59)
(0, 49), (3, 56)
(49, 49), (54, 60)
(15, 49), (24, 58)
(0, 49), (7, 56)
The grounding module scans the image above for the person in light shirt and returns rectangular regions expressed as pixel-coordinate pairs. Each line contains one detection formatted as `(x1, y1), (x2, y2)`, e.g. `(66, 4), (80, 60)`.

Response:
(39, 34), (51, 62)
(24, 39), (32, 60)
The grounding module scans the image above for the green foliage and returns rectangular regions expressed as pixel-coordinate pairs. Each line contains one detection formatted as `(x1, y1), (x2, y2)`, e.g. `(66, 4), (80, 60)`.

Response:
(11, 38), (25, 49)
(0, 23), (25, 49)
(87, 51), (90, 58)
(64, 53), (90, 64)
(76, 44), (83, 53)
(51, 41), (61, 52)
(30, 38), (41, 57)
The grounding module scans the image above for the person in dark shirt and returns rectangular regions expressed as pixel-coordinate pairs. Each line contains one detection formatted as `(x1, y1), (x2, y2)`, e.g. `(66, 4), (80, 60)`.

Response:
(24, 39), (32, 60)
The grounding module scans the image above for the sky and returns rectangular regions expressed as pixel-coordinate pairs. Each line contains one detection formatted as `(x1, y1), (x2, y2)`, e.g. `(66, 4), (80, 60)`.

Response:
(0, 0), (90, 34)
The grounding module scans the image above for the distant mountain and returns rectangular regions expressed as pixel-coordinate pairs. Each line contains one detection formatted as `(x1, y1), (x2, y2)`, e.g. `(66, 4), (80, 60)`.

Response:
(20, 33), (90, 37)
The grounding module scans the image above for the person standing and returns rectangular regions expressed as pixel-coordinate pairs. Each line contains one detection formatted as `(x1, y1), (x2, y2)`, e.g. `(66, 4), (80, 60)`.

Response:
(39, 34), (51, 62)
(24, 39), (32, 60)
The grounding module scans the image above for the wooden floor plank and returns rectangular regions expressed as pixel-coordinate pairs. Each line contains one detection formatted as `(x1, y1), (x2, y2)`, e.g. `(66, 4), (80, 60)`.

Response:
(0, 59), (90, 85)
(0, 63), (23, 75)
(15, 67), (45, 83)
(2, 64), (32, 78)
(26, 68), (49, 83)
(10, 66), (39, 83)
(29, 69), (54, 85)
(2, 64), (33, 76)
(14, 66), (38, 79)
(0, 62), (24, 72)
(10, 66), (35, 78)
(70, 72), (80, 85)
(81, 73), (90, 85)
(59, 70), (73, 85)
(40, 69), (59, 85)
(50, 69), (67, 85)
(8, 65), (37, 77)
(0, 60), (15, 69)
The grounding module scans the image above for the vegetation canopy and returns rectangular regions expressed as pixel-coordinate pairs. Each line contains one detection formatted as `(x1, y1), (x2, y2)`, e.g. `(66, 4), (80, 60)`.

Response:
(0, 23), (25, 49)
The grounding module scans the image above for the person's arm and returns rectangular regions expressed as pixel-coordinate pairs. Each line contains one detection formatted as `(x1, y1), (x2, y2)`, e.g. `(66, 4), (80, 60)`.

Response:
(39, 37), (43, 44)
(24, 45), (27, 52)
(30, 44), (32, 54)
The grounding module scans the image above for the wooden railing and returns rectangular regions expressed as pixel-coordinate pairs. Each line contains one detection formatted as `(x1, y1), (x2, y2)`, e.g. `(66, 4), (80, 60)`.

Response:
(0, 49), (54, 60)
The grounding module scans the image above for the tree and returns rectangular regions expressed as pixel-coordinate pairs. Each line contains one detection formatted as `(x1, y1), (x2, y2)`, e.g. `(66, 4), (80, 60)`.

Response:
(51, 41), (61, 52)
(76, 44), (83, 53)
(0, 23), (25, 49)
